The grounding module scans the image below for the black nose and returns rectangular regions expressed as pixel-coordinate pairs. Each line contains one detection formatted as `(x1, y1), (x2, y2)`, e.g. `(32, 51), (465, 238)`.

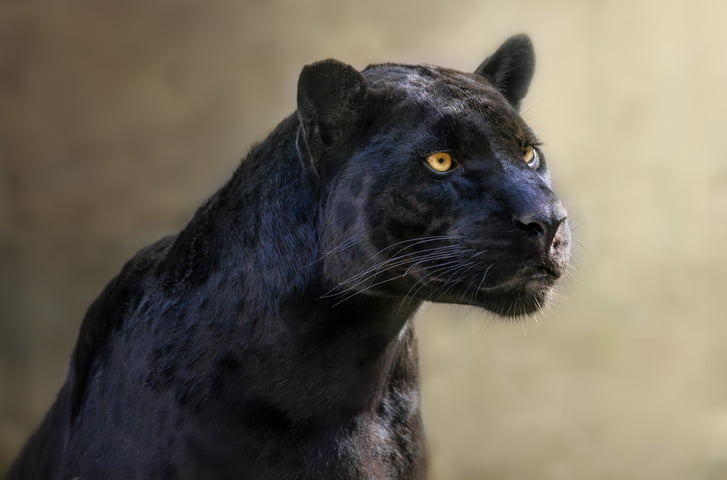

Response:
(513, 210), (567, 252)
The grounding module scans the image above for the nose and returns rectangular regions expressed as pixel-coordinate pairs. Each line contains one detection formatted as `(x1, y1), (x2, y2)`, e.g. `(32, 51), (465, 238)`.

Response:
(512, 208), (567, 252)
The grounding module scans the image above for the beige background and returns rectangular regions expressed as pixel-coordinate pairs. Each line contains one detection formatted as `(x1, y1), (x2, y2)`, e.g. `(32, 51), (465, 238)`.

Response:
(2, 0), (727, 478)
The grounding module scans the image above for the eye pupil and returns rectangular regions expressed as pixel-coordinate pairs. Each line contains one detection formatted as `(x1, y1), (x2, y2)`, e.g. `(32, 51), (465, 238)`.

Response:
(426, 152), (454, 172)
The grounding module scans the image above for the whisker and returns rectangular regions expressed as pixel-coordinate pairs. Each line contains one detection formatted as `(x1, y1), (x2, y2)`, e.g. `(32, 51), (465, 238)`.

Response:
(340, 244), (463, 286)
(310, 234), (462, 271)
(403, 256), (479, 305)
(325, 249), (462, 298)
(354, 234), (466, 266)
(433, 263), (480, 303)
(321, 244), (468, 302)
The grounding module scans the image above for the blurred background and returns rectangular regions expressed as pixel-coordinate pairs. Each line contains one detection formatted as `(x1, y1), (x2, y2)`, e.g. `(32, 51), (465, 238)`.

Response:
(2, 0), (726, 478)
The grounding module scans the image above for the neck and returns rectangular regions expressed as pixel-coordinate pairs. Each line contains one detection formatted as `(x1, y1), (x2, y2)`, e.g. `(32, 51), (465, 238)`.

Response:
(160, 115), (422, 422)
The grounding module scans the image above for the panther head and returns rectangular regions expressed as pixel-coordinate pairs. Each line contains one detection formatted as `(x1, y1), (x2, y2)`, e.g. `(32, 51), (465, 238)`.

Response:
(297, 35), (571, 317)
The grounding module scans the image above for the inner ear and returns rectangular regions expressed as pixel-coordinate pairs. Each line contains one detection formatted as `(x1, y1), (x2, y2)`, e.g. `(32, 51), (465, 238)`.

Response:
(297, 59), (367, 164)
(475, 34), (535, 110)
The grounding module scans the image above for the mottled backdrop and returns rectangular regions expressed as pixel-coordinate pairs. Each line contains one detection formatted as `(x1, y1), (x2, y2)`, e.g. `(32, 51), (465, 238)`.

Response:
(2, 0), (727, 478)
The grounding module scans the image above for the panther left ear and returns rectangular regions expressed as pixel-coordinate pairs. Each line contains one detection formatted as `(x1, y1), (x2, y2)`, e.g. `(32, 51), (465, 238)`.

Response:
(297, 59), (367, 166)
(475, 34), (535, 110)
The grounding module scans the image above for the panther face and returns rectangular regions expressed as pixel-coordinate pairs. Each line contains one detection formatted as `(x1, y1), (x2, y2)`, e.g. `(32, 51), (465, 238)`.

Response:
(298, 36), (571, 317)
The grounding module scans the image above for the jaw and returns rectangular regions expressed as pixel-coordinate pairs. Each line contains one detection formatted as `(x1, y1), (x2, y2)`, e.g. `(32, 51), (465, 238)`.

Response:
(474, 284), (555, 317)
(417, 268), (560, 318)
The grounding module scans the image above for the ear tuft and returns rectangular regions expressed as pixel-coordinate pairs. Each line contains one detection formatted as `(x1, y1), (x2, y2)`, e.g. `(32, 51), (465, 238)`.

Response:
(297, 60), (367, 163)
(475, 34), (535, 110)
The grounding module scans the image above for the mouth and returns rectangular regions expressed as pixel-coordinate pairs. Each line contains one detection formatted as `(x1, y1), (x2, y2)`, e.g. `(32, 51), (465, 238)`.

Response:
(521, 270), (557, 294)
(538, 259), (566, 279)
(404, 245), (569, 317)
(480, 264), (560, 294)
(459, 263), (563, 317)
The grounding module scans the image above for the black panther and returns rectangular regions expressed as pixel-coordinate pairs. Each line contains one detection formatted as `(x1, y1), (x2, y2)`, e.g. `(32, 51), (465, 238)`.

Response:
(7, 35), (570, 479)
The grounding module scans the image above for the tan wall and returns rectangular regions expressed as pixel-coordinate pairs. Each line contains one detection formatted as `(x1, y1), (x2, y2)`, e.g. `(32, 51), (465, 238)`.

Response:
(2, 0), (726, 477)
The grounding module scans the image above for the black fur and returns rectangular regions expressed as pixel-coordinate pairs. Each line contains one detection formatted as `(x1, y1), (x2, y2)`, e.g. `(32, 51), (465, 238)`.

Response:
(7, 35), (570, 480)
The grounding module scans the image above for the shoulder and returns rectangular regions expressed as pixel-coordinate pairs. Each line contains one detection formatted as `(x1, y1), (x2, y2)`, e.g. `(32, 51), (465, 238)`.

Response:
(69, 235), (176, 418)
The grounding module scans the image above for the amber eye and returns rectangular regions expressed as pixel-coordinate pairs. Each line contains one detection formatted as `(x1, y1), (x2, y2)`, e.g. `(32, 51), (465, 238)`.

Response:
(523, 145), (540, 169)
(426, 152), (454, 172)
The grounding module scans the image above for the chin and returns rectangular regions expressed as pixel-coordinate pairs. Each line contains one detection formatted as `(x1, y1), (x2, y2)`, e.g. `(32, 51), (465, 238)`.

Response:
(469, 275), (558, 318)
(418, 262), (564, 317)
(482, 289), (552, 317)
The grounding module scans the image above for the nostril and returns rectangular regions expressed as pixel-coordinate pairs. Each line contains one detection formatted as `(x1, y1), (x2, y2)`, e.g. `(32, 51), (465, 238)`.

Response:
(512, 216), (546, 237)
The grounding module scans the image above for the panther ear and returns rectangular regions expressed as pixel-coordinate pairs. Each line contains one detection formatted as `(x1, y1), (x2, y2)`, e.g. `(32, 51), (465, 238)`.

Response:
(475, 34), (535, 110)
(297, 59), (367, 164)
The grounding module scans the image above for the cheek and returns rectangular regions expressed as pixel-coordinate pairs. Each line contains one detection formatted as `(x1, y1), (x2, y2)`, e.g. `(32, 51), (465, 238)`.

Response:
(369, 181), (459, 246)
(319, 181), (370, 283)
(320, 174), (368, 253)
(332, 198), (359, 233)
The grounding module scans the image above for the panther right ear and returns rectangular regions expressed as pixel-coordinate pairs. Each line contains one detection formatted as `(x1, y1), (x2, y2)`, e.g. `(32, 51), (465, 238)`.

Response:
(297, 59), (367, 166)
(475, 34), (535, 110)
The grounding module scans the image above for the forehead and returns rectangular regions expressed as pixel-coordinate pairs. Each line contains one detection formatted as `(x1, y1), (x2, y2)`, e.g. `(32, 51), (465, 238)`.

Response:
(362, 64), (528, 141)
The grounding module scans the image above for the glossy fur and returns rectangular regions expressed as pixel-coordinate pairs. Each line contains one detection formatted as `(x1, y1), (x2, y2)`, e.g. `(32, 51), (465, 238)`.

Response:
(8, 35), (570, 479)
